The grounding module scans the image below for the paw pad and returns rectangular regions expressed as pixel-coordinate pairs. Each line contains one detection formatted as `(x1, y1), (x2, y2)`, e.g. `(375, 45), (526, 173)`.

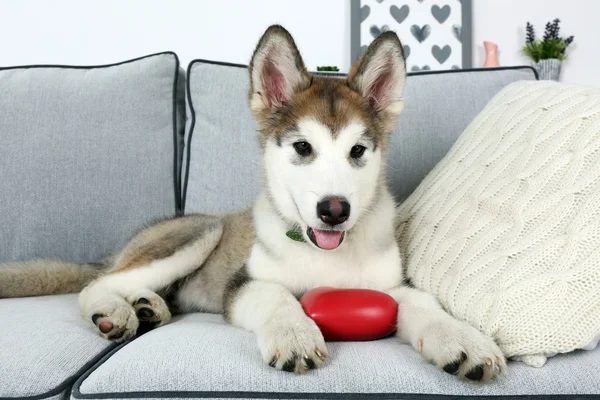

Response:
(282, 358), (296, 372)
(108, 329), (126, 340)
(443, 359), (461, 375)
(465, 365), (485, 381)
(443, 351), (467, 375)
(136, 307), (155, 318)
(98, 321), (114, 334)
(304, 356), (316, 370)
(133, 298), (150, 306)
(91, 313), (103, 325)
(91, 313), (114, 334)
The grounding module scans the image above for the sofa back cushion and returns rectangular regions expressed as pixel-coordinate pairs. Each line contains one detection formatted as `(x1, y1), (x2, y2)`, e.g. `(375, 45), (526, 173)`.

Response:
(0, 53), (186, 263)
(183, 63), (537, 214)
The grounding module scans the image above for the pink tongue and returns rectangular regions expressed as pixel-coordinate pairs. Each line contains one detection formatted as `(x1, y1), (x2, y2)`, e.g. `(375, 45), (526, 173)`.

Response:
(312, 229), (343, 250)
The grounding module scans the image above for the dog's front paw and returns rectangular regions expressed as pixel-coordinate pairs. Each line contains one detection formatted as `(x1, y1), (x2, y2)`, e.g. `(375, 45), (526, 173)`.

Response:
(88, 297), (139, 342)
(257, 316), (328, 374)
(417, 319), (506, 382)
(126, 290), (172, 335)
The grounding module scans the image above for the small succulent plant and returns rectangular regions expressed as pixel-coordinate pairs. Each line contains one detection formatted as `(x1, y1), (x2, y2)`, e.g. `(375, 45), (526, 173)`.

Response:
(316, 66), (340, 72)
(522, 19), (575, 62)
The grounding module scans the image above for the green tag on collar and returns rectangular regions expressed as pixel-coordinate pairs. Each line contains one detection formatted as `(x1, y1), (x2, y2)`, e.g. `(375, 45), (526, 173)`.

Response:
(286, 230), (306, 242)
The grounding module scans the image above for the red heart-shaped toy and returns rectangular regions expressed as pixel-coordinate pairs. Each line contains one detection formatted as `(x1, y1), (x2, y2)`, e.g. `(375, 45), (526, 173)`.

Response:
(300, 287), (398, 341)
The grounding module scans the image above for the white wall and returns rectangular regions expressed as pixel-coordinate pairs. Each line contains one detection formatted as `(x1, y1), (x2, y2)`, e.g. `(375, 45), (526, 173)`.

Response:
(0, 0), (597, 86)
(0, 0), (350, 71)
(472, 0), (598, 87)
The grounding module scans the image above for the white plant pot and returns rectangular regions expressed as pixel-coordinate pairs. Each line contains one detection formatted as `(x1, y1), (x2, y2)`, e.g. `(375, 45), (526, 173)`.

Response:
(533, 59), (562, 81)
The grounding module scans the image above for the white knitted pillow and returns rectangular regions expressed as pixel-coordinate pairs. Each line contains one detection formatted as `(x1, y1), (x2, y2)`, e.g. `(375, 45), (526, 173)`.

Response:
(396, 80), (600, 367)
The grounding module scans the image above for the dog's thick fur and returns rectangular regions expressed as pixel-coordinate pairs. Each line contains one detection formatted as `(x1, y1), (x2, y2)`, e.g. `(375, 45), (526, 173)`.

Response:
(0, 26), (506, 380)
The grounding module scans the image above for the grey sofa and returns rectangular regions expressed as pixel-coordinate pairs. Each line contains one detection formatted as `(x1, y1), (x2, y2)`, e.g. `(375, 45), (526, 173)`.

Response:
(1, 52), (598, 400)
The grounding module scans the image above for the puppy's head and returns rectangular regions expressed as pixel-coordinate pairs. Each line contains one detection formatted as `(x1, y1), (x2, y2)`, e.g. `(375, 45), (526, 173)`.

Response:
(249, 25), (406, 250)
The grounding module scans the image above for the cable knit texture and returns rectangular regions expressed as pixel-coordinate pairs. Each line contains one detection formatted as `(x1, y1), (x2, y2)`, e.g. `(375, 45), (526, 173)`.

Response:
(396, 80), (600, 361)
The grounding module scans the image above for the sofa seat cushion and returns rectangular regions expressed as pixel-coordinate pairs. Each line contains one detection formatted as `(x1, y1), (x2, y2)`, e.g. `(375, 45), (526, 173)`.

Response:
(73, 313), (600, 399)
(0, 294), (116, 399)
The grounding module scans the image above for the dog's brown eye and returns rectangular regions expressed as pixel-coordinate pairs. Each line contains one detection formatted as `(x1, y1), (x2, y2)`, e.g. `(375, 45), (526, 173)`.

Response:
(350, 145), (366, 159)
(293, 141), (312, 157)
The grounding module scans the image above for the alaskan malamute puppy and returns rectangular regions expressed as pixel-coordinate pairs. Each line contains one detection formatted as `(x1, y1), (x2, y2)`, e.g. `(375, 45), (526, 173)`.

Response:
(0, 25), (505, 381)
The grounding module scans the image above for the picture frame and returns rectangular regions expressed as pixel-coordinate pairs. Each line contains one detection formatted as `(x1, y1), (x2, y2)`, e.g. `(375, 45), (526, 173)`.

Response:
(350, 0), (473, 71)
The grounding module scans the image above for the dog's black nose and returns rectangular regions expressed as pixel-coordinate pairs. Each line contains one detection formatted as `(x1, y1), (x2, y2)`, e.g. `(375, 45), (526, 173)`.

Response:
(316, 197), (350, 226)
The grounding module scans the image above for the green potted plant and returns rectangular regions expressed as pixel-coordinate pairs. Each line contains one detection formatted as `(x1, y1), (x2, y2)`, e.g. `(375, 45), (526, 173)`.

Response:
(522, 18), (574, 81)
(316, 66), (340, 74)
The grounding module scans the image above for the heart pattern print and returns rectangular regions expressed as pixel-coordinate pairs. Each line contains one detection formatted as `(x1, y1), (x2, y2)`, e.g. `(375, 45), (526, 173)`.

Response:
(358, 0), (464, 71)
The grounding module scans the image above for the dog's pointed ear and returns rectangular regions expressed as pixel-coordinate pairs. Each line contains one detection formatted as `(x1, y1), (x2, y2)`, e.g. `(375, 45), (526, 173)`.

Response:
(347, 32), (406, 123)
(248, 25), (311, 116)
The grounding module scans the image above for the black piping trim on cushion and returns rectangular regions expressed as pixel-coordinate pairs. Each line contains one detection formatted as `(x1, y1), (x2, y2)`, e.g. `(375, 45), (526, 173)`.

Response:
(181, 60), (198, 212)
(0, 51), (184, 214)
(181, 61), (538, 212)
(0, 51), (177, 71)
(171, 56), (184, 214)
(406, 65), (540, 80)
(0, 343), (118, 400)
(174, 68), (188, 217)
(71, 343), (598, 400)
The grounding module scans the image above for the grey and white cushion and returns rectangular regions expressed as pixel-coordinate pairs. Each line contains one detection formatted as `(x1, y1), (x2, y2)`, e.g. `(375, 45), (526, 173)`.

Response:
(0, 52), (186, 264)
(183, 63), (537, 214)
(73, 312), (600, 399)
